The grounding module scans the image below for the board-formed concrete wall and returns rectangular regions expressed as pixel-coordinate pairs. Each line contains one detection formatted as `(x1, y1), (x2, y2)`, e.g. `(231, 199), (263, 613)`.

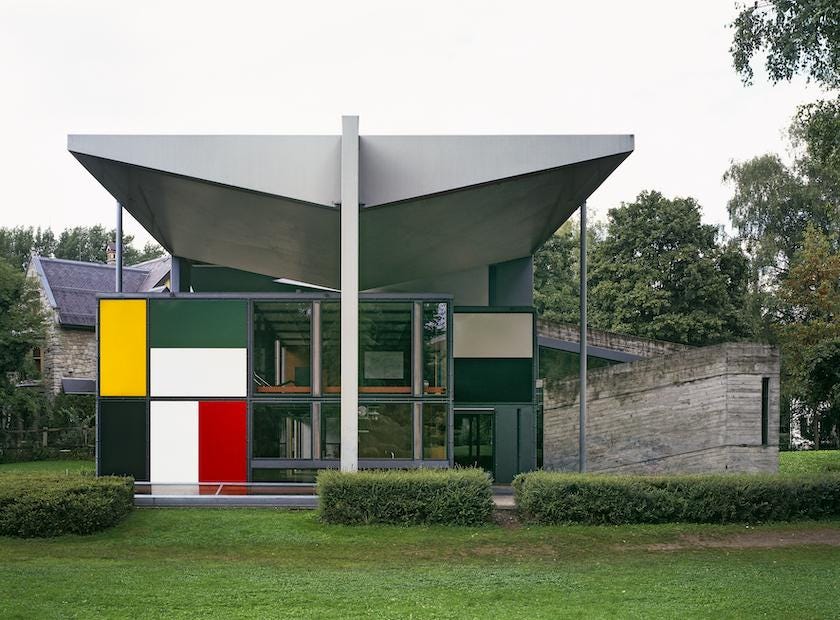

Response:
(543, 343), (780, 474)
(537, 319), (691, 359)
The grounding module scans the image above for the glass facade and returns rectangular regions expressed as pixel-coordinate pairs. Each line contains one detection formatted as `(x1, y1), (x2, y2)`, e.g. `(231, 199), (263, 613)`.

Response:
(253, 302), (312, 394)
(423, 403), (448, 459)
(359, 302), (412, 392)
(321, 303), (341, 394)
(252, 403), (312, 459)
(247, 297), (453, 479)
(423, 302), (448, 396)
(358, 402), (412, 459)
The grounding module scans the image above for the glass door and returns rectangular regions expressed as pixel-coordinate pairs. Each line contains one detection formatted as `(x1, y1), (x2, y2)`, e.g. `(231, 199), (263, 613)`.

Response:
(453, 409), (494, 475)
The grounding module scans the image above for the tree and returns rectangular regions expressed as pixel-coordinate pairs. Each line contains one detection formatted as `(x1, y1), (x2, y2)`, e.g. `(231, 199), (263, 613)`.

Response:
(588, 191), (750, 346)
(53, 225), (163, 265)
(730, 0), (840, 88)
(0, 227), (57, 271)
(534, 222), (580, 324)
(0, 259), (48, 441)
(776, 226), (840, 448)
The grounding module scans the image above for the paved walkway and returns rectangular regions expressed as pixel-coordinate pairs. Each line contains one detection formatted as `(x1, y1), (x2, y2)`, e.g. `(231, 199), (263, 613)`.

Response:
(134, 482), (516, 509)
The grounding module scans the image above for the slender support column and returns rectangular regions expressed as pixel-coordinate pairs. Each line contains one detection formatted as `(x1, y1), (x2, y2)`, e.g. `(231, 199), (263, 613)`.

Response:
(340, 115), (360, 472)
(579, 201), (587, 473)
(170, 256), (180, 293)
(115, 201), (123, 292)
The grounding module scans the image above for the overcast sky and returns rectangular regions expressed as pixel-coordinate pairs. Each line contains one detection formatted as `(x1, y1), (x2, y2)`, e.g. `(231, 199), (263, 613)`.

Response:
(0, 0), (824, 247)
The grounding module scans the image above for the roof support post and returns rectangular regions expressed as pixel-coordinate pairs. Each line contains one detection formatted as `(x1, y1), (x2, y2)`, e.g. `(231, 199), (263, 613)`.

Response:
(579, 201), (587, 473)
(340, 115), (359, 472)
(170, 256), (180, 293)
(115, 201), (123, 293)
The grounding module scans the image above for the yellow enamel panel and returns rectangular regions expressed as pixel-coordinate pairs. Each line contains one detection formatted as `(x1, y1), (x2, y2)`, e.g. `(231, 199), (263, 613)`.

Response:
(99, 299), (147, 396)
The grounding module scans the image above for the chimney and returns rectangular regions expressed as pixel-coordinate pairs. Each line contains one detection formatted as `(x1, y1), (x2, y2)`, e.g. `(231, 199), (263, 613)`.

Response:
(106, 241), (117, 265)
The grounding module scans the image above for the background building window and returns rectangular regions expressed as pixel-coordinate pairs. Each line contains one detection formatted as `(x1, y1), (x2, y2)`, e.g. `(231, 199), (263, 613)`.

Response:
(252, 403), (312, 459)
(359, 302), (412, 393)
(423, 403), (448, 459)
(423, 302), (448, 395)
(253, 302), (311, 394)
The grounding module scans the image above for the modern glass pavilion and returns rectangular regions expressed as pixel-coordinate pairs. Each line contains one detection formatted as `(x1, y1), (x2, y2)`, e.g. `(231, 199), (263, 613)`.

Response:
(71, 117), (633, 484)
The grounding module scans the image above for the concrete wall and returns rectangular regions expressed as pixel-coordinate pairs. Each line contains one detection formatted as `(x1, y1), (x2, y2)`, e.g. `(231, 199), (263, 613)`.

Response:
(543, 343), (780, 474)
(537, 319), (691, 359)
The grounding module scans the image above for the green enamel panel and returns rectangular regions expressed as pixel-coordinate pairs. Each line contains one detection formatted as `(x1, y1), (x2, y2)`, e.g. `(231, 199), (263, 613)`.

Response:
(99, 399), (147, 480)
(454, 358), (533, 404)
(150, 299), (247, 348)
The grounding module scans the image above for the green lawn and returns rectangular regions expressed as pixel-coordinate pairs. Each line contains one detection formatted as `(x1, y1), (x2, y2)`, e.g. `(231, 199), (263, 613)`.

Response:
(0, 459), (94, 476)
(2, 458), (840, 618)
(779, 449), (840, 474)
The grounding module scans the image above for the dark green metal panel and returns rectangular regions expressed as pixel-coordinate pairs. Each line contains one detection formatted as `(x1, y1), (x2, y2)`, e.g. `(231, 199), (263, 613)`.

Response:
(516, 406), (535, 474)
(453, 358), (533, 403)
(99, 399), (147, 480)
(149, 299), (247, 348)
(493, 406), (518, 484)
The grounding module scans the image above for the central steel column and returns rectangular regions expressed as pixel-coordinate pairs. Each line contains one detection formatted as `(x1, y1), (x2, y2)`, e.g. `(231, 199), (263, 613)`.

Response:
(115, 201), (123, 292)
(340, 115), (360, 472)
(579, 201), (587, 473)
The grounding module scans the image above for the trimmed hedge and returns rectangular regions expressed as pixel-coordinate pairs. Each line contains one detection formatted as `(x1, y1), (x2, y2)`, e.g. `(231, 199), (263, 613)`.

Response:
(317, 468), (494, 525)
(513, 471), (840, 525)
(0, 475), (134, 537)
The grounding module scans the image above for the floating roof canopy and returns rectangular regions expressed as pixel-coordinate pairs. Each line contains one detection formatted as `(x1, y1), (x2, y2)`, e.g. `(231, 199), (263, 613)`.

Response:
(69, 133), (633, 289)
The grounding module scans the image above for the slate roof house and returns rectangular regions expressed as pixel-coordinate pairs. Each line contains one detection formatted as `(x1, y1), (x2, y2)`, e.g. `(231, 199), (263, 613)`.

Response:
(27, 254), (170, 395)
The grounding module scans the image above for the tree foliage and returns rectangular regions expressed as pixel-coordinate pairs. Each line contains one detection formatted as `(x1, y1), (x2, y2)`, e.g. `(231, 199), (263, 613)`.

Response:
(588, 191), (750, 346)
(0, 225), (164, 270)
(0, 260), (47, 383)
(776, 227), (840, 447)
(730, 0), (840, 88)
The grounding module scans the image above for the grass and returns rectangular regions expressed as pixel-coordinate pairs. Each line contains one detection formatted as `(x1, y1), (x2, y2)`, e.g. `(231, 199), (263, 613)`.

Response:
(0, 508), (839, 618)
(1, 458), (839, 618)
(779, 449), (840, 474)
(0, 459), (94, 476)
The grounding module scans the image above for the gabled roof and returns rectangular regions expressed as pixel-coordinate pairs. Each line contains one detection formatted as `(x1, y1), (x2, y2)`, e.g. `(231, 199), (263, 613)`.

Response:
(31, 256), (167, 328)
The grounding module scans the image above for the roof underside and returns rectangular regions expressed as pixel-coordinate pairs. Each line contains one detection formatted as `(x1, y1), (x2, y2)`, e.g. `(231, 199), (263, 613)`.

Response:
(69, 134), (633, 289)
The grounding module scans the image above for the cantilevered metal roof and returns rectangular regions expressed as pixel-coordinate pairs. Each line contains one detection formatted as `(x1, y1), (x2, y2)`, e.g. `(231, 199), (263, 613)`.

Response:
(69, 133), (633, 289)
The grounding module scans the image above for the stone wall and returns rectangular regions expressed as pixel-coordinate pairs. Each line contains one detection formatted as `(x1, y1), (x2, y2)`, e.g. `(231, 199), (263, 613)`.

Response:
(537, 319), (692, 359)
(27, 262), (97, 394)
(543, 343), (780, 474)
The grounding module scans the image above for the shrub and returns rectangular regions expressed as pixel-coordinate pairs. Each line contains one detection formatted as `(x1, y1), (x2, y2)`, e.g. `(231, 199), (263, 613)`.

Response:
(0, 475), (133, 537)
(317, 468), (493, 526)
(513, 470), (840, 525)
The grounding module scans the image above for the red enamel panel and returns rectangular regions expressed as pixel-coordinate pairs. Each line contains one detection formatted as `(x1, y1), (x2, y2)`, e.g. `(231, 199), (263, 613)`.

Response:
(198, 401), (247, 483)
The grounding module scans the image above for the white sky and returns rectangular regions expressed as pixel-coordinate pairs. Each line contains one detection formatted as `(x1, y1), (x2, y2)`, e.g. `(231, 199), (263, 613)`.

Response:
(0, 0), (824, 246)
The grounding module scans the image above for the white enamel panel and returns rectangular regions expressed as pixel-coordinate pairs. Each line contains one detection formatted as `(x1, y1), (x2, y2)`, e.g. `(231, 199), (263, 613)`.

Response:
(150, 348), (247, 397)
(453, 313), (533, 358)
(150, 400), (198, 483)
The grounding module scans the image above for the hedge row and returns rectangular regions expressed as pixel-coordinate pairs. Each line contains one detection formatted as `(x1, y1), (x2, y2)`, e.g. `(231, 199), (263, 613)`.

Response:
(0, 475), (134, 537)
(513, 471), (840, 525)
(317, 468), (494, 525)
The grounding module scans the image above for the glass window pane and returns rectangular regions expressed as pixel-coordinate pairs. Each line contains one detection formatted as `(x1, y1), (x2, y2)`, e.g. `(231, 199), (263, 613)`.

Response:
(359, 402), (413, 459)
(321, 403), (413, 459)
(320, 404), (341, 459)
(423, 302), (448, 395)
(252, 403), (312, 459)
(253, 302), (311, 394)
(321, 303), (341, 394)
(423, 403), (448, 459)
(360, 302), (412, 392)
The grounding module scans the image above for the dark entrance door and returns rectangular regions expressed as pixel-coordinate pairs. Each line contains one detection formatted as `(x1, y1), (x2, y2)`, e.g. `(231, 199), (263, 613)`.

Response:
(454, 410), (494, 475)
